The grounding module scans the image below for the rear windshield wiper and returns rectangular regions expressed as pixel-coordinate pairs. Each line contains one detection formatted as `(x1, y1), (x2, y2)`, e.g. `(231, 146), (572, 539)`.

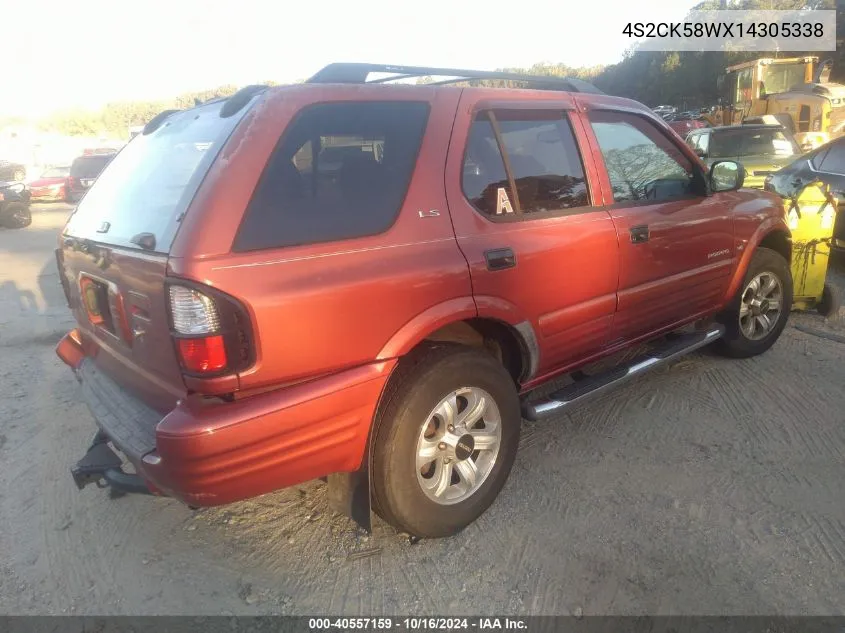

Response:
(130, 232), (157, 251)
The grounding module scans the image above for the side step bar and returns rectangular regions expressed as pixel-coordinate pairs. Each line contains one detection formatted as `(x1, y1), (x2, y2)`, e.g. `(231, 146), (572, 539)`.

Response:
(522, 325), (725, 421)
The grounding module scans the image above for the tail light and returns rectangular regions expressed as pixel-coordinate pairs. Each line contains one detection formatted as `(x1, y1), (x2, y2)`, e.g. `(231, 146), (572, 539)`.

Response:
(167, 283), (254, 377)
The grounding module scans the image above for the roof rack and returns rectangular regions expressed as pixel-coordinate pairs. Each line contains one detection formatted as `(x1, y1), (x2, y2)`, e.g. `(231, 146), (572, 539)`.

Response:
(306, 63), (605, 95)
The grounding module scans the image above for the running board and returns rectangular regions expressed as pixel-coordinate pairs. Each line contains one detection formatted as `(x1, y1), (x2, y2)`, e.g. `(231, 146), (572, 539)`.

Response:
(522, 325), (725, 421)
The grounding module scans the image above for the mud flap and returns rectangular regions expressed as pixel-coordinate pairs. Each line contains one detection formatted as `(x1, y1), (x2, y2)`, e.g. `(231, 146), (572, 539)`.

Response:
(326, 450), (372, 534)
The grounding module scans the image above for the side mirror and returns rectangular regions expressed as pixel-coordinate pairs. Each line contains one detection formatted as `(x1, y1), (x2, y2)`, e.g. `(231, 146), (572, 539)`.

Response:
(710, 160), (745, 192)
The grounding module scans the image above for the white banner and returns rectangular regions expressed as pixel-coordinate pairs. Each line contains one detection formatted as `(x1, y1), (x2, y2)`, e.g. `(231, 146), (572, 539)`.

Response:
(621, 10), (836, 52)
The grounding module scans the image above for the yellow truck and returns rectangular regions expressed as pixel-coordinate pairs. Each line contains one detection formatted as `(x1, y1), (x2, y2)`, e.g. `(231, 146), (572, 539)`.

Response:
(705, 57), (845, 151)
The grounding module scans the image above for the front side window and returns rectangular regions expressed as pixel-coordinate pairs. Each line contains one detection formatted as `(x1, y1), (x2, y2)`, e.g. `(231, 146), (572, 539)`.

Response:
(588, 111), (696, 203)
(234, 101), (430, 251)
(461, 110), (590, 218)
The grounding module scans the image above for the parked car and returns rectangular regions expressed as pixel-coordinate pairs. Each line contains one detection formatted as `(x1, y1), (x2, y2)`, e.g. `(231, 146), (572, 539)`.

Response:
(29, 165), (71, 202)
(685, 124), (802, 189)
(668, 118), (709, 137)
(653, 104), (676, 116)
(0, 180), (32, 228)
(67, 153), (115, 203)
(55, 64), (792, 540)
(764, 135), (845, 251)
(0, 160), (26, 182)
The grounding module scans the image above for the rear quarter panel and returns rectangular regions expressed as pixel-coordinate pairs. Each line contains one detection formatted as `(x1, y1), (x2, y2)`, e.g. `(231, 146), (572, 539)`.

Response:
(168, 85), (473, 391)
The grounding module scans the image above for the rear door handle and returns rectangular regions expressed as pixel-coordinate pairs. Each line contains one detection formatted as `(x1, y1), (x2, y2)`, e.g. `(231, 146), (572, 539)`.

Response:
(630, 225), (649, 244)
(484, 248), (516, 271)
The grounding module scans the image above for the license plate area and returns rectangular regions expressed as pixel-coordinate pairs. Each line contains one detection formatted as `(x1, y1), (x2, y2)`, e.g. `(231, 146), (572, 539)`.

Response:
(79, 274), (116, 333)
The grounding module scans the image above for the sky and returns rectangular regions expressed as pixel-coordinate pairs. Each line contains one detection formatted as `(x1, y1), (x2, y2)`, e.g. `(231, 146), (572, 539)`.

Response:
(5, 0), (698, 118)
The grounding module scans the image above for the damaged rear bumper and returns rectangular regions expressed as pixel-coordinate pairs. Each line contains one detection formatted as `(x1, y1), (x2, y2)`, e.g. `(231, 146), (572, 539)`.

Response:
(56, 329), (393, 522)
(71, 430), (154, 496)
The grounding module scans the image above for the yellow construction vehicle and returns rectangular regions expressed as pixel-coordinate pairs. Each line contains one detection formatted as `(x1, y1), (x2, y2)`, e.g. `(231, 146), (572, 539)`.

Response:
(704, 57), (845, 151)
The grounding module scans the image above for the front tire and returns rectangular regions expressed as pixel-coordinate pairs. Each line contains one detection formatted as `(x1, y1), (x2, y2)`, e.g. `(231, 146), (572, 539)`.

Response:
(371, 344), (521, 538)
(0, 203), (32, 229)
(714, 247), (792, 358)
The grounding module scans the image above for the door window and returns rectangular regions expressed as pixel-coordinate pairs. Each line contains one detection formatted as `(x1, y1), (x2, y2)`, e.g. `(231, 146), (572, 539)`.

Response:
(588, 111), (697, 203)
(462, 110), (590, 218)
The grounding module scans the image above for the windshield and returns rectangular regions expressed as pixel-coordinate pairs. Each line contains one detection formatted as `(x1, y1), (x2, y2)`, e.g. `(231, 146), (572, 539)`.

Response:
(710, 128), (799, 159)
(41, 166), (70, 178)
(761, 63), (807, 95)
(64, 98), (252, 253)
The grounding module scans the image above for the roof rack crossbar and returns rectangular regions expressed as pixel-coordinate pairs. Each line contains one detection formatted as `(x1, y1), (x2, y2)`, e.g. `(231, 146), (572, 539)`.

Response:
(306, 63), (604, 94)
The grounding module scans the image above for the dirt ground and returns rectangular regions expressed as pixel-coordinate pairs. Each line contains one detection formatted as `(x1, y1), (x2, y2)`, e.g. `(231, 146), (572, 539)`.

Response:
(1, 203), (844, 616)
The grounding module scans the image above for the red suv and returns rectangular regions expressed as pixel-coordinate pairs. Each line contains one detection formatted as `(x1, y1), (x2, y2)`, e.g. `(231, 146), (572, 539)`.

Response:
(56, 64), (792, 539)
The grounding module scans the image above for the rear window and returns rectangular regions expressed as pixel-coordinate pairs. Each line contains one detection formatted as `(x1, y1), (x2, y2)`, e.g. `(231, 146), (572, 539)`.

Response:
(70, 156), (113, 178)
(233, 101), (430, 252)
(64, 98), (251, 253)
(710, 128), (799, 159)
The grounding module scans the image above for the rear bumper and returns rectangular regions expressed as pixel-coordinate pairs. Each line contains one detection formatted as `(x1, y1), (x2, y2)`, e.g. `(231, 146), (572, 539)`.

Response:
(57, 329), (395, 507)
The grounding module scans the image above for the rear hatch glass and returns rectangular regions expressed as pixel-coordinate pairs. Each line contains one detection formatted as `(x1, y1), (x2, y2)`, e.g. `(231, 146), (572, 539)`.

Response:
(64, 99), (249, 253)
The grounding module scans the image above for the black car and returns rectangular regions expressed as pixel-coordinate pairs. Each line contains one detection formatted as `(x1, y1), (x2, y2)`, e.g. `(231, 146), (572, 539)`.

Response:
(67, 153), (116, 203)
(764, 136), (845, 250)
(0, 180), (32, 228)
(0, 160), (26, 182)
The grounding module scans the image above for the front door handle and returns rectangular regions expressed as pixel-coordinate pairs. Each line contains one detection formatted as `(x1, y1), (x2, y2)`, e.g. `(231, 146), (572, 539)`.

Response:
(484, 248), (516, 271)
(630, 225), (649, 244)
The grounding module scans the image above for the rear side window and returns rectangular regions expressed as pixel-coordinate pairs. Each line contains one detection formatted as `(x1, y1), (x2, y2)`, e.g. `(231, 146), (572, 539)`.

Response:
(588, 111), (696, 203)
(234, 101), (430, 252)
(462, 110), (590, 218)
(64, 98), (252, 253)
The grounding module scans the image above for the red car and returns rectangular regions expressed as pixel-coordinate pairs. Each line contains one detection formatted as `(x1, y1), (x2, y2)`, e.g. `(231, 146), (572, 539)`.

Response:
(56, 64), (792, 540)
(668, 118), (709, 137)
(29, 166), (71, 202)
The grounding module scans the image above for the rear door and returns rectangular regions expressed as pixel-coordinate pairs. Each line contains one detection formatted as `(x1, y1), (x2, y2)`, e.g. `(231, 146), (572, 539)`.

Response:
(580, 105), (735, 345)
(58, 98), (254, 413)
(445, 91), (619, 379)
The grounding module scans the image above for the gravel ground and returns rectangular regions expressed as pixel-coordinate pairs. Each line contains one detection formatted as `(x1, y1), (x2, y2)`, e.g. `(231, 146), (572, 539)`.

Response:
(1, 203), (844, 616)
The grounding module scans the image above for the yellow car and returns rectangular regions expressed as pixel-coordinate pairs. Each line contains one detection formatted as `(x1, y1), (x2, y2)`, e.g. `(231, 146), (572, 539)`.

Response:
(685, 124), (802, 188)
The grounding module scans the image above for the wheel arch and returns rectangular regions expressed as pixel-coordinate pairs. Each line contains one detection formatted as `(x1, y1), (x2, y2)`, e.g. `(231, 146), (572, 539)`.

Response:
(377, 297), (539, 386)
(724, 221), (792, 305)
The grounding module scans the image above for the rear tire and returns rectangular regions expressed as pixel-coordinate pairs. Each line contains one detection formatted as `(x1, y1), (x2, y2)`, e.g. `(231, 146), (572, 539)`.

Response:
(371, 344), (521, 538)
(714, 247), (792, 358)
(0, 203), (32, 229)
